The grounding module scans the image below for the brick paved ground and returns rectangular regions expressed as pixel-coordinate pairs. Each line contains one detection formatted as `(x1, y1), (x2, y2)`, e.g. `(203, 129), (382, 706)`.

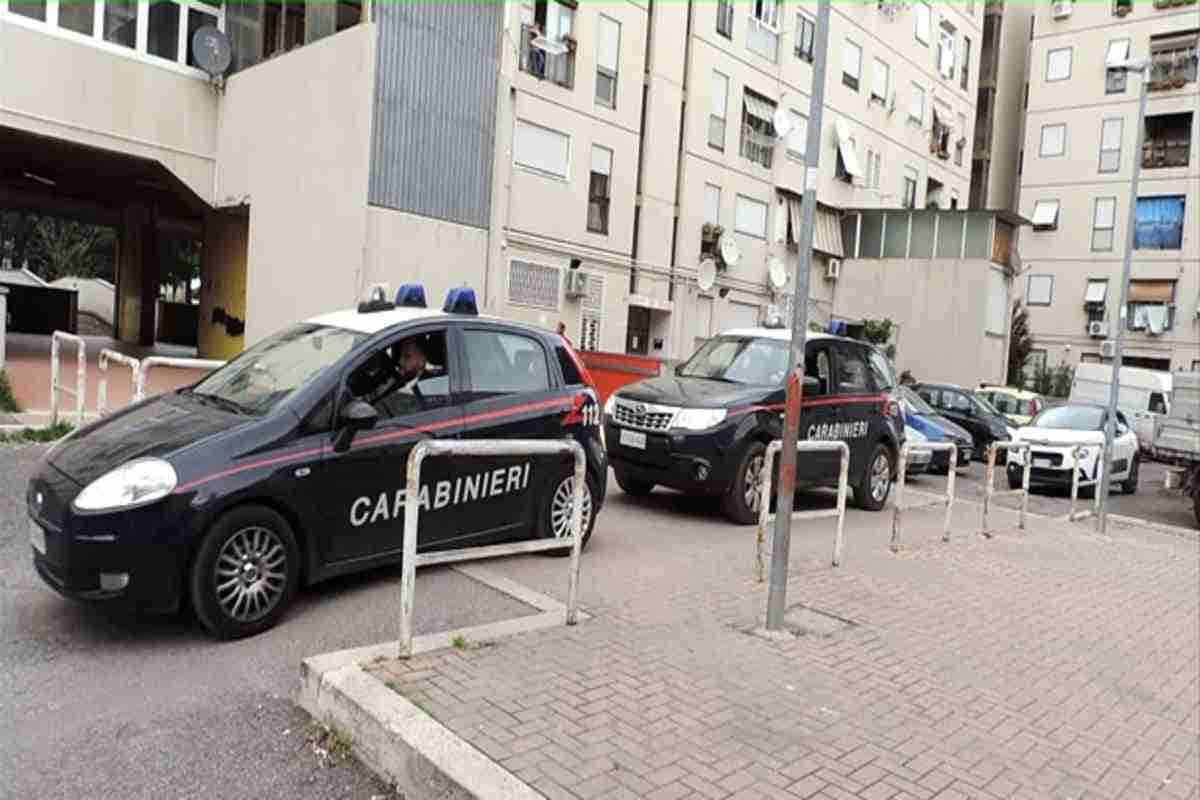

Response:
(367, 488), (1200, 800)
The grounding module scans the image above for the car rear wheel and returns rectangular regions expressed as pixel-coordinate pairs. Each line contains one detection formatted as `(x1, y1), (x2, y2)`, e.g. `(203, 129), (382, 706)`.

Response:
(722, 441), (767, 525)
(1121, 455), (1139, 495)
(190, 505), (300, 640)
(613, 470), (655, 497)
(855, 444), (894, 511)
(539, 471), (598, 556)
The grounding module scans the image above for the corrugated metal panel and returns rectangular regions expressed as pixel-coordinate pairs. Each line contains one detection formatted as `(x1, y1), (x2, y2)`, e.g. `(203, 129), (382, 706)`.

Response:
(788, 199), (844, 258)
(369, 4), (501, 229)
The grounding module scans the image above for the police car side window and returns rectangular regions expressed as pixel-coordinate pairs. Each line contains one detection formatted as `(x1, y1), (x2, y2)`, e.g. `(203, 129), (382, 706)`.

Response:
(867, 349), (895, 392)
(833, 344), (871, 395)
(346, 330), (452, 419)
(805, 348), (831, 396)
(465, 331), (551, 397)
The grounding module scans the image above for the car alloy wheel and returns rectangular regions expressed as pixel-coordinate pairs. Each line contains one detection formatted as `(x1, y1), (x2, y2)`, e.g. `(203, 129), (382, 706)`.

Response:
(550, 476), (593, 540)
(214, 526), (288, 623)
(744, 453), (766, 513)
(870, 452), (891, 503)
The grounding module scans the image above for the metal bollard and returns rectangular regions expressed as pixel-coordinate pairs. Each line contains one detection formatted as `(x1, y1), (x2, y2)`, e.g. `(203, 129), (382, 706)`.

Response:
(755, 439), (850, 578)
(980, 441), (1032, 538)
(97, 349), (142, 416)
(49, 331), (87, 428)
(891, 441), (958, 552)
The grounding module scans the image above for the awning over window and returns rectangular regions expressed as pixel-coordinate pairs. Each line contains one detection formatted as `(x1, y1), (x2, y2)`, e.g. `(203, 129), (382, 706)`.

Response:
(1106, 39), (1130, 67)
(1085, 279), (1108, 304)
(1031, 200), (1059, 227)
(786, 198), (844, 257)
(834, 118), (864, 178)
(1129, 279), (1174, 303)
(743, 94), (776, 124)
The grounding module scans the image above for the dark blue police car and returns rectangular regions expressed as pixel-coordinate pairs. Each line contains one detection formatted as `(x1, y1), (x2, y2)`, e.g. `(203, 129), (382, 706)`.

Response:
(27, 286), (606, 639)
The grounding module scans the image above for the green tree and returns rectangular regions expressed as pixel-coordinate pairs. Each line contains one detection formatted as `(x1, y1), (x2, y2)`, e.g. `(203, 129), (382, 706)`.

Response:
(1006, 302), (1033, 388)
(31, 218), (114, 281)
(856, 318), (897, 360)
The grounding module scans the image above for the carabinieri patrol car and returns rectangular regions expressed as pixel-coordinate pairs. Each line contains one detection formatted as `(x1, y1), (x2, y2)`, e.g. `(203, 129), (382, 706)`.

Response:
(27, 286), (606, 639)
(604, 326), (904, 524)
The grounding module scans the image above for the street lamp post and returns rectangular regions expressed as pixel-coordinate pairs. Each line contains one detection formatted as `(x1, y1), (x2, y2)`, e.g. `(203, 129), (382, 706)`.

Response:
(1097, 56), (1150, 535)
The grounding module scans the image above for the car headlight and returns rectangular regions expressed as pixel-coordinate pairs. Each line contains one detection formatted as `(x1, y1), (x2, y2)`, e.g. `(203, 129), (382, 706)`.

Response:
(1005, 426), (1018, 439)
(674, 408), (727, 431)
(604, 394), (617, 416)
(73, 458), (178, 512)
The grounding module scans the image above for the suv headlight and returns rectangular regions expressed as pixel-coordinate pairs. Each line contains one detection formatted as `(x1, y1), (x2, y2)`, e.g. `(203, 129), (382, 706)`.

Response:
(74, 458), (178, 512)
(674, 409), (727, 431)
(603, 394), (617, 416)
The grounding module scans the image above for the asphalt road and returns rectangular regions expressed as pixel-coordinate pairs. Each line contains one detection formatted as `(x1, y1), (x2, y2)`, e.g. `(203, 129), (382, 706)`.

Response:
(0, 443), (538, 800)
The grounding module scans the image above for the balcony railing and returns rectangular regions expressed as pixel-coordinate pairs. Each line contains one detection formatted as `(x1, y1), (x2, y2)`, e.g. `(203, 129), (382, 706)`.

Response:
(519, 24), (575, 90)
(1148, 48), (1197, 91)
(740, 126), (775, 169)
(1143, 139), (1191, 168)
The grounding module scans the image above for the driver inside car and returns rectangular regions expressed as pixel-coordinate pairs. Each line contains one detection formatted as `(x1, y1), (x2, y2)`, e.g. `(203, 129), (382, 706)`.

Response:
(348, 335), (444, 417)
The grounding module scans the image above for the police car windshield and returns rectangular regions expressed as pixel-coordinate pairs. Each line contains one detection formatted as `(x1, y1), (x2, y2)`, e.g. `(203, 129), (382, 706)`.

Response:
(678, 337), (791, 385)
(189, 324), (365, 415)
(1031, 405), (1105, 431)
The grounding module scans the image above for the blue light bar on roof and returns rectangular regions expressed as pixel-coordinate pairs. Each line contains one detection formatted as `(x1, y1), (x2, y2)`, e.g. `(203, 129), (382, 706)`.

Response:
(396, 284), (427, 308)
(443, 287), (478, 315)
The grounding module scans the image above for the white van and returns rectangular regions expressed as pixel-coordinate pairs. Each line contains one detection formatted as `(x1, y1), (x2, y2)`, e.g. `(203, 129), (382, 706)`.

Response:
(1069, 363), (1172, 450)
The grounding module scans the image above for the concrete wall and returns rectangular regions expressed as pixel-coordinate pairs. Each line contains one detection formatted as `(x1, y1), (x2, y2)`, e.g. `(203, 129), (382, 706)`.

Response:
(364, 207), (488, 314)
(115, 205), (148, 344)
(49, 277), (114, 325)
(0, 21), (218, 202)
(215, 24), (375, 344)
(983, 2), (1032, 211)
(198, 212), (249, 360)
(831, 257), (1009, 387)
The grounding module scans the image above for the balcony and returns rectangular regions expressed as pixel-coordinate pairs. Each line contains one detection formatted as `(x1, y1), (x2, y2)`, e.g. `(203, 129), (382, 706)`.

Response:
(519, 24), (575, 90)
(740, 125), (775, 170)
(1143, 113), (1192, 168)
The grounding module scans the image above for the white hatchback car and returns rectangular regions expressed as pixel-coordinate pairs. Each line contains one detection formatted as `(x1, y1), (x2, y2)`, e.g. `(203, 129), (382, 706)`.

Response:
(1007, 403), (1139, 494)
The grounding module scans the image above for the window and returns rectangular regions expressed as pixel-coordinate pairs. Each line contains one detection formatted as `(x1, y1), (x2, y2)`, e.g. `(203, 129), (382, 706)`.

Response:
(1106, 39), (1130, 93)
(1113, 0), (1132, 13)
(1018, 149), (1024, 175)
(1134, 196), (1186, 250)
(914, 1), (931, 45)
(704, 184), (721, 226)
(955, 112), (967, 166)
(716, 0), (734, 38)
(734, 195), (768, 239)
(787, 110), (808, 158)
(843, 40), (862, 91)
(1126, 280), (1176, 334)
(348, 331), (454, 418)
(588, 146), (612, 235)
(59, 0), (95, 35)
(514, 120), (570, 179)
(710, 71), (729, 151)
(902, 167), (919, 209)
(186, 2), (220, 68)
(465, 331), (551, 397)
(795, 13), (815, 62)
(519, 0), (575, 88)
(1086, 279), (1108, 310)
(931, 105), (952, 159)
(508, 260), (560, 309)
(263, 0), (307, 58)
(939, 27), (956, 80)
(1092, 197), (1116, 251)
(1149, 32), (1199, 90)
(1040, 123), (1066, 157)
(596, 15), (620, 109)
(1046, 47), (1072, 82)
(747, 0), (781, 62)
(961, 36), (971, 90)
(579, 274), (603, 352)
(105, 0), (138, 48)
(1027, 275), (1054, 306)
(1099, 118), (1123, 173)
(833, 343), (873, 395)
(805, 347), (831, 396)
(148, 0), (181, 61)
(872, 58), (890, 103)
(909, 83), (925, 125)
(1143, 113), (1192, 168)
(1031, 199), (1059, 230)
(867, 348), (896, 392)
(740, 90), (777, 169)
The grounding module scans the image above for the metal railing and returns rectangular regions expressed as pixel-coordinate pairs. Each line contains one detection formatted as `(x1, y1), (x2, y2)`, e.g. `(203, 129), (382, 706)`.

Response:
(50, 331), (86, 427)
(1066, 444), (1104, 523)
(399, 439), (586, 658)
(755, 439), (850, 579)
(96, 349), (141, 416)
(890, 442), (958, 552)
(136, 356), (226, 402)
(981, 441), (1031, 537)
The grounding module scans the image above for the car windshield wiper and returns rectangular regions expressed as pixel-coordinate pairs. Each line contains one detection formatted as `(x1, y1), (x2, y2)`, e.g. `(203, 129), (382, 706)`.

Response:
(187, 390), (255, 416)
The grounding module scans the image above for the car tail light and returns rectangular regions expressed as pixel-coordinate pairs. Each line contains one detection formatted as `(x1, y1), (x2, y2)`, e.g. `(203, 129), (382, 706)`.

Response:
(564, 344), (598, 396)
(1030, 398), (1042, 416)
(883, 393), (903, 420)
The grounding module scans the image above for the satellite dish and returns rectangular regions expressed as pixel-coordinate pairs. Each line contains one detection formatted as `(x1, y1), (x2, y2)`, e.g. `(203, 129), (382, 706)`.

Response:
(192, 25), (232, 77)
(767, 257), (789, 291)
(772, 108), (792, 138)
(719, 235), (742, 267)
(697, 258), (718, 293)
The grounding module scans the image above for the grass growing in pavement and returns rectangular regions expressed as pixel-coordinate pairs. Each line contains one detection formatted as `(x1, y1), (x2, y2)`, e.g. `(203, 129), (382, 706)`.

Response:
(451, 634), (468, 650)
(0, 422), (74, 444)
(304, 722), (354, 767)
(0, 370), (20, 413)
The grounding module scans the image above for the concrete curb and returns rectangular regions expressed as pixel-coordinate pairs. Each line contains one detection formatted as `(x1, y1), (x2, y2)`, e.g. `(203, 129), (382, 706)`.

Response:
(298, 565), (589, 799)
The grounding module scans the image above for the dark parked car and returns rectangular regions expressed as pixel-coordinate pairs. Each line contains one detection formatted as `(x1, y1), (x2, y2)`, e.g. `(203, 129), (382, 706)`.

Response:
(913, 382), (1014, 461)
(896, 385), (975, 471)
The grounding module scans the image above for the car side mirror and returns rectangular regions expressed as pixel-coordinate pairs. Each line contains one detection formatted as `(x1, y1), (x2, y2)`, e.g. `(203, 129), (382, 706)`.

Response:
(333, 399), (378, 453)
(803, 375), (822, 396)
(674, 363), (685, 376)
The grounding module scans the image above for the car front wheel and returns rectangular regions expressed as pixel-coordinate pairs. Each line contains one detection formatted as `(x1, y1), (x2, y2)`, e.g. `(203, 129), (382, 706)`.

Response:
(855, 444), (894, 511)
(189, 505), (300, 640)
(1121, 455), (1139, 495)
(722, 442), (767, 525)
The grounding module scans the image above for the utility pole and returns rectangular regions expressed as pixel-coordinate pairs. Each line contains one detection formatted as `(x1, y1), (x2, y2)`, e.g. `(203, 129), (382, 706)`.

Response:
(1097, 58), (1149, 535)
(765, 0), (832, 631)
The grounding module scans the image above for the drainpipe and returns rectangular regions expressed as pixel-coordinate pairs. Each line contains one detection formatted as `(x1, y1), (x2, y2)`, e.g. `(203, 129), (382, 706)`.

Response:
(666, 0), (695, 303)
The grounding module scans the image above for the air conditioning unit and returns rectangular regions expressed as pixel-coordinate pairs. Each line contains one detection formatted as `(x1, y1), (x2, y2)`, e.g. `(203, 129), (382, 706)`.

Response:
(1100, 340), (1117, 359)
(1087, 320), (1110, 338)
(1051, 0), (1073, 18)
(564, 270), (589, 299)
(825, 259), (842, 281)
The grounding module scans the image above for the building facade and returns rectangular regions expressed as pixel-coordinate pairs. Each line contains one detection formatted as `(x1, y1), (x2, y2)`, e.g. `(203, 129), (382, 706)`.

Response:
(3, 0), (986, 367)
(1018, 0), (1199, 376)
(970, 0), (1032, 211)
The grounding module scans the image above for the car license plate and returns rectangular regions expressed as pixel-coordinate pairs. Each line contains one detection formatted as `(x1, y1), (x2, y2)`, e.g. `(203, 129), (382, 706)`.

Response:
(961, 449), (972, 462)
(1034, 457), (1053, 468)
(30, 521), (46, 555)
(619, 429), (647, 450)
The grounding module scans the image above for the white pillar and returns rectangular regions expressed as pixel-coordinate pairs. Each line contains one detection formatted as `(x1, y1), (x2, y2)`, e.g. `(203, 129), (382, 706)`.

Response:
(0, 286), (7, 371)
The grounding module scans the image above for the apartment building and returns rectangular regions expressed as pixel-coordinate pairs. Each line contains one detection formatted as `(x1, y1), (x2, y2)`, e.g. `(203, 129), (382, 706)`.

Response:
(1018, 0), (1199, 376)
(970, 0), (1032, 211)
(2, 0), (985, 364)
